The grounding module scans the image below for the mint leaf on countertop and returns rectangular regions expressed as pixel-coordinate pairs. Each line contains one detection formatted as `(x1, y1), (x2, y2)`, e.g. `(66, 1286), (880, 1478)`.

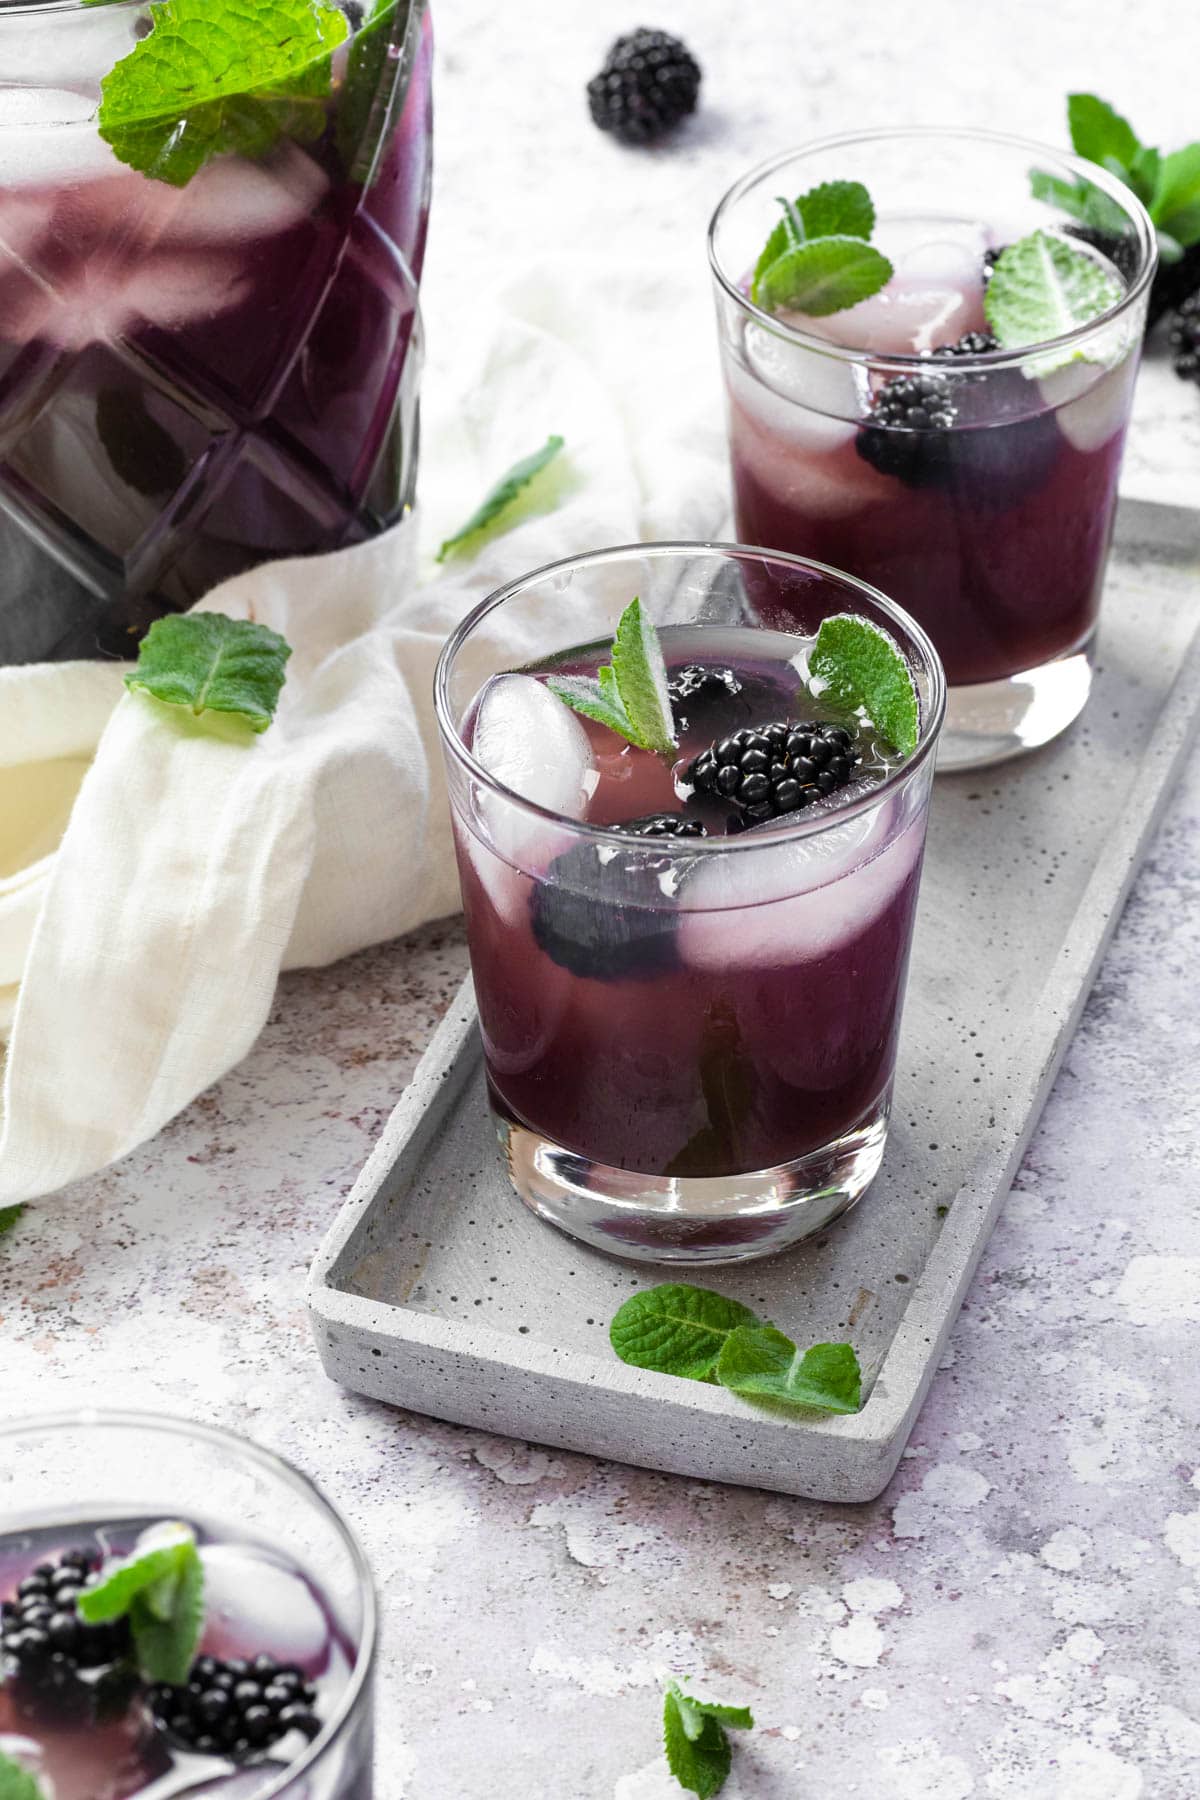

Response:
(610, 1284), (758, 1381)
(125, 612), (292, 734)
(0, 1205), (24, 1239)
(79, 1521), (205, 1685)
(0, 1752), (47, 1800)
(716, 1327), (862, 1413)
(808, 612), (919, 757)
(98, 0), (349, 188)
(549, 595), (677, 754)
(436, 436), (565, 562)
(1067, 92), (1142, 178)
(663, 1681), (754, 1798)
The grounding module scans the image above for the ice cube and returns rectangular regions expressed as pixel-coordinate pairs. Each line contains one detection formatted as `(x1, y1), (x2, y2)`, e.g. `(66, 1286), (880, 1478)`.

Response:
(14, 248), (251, 347)
(803, 242), (987, 357)
(198, 1544), (331, 1670)
(472, 673), (594, 823)
(679, 805), (923, 971)
(157, 147), (329, 246)
(0, 88), (122, 187)
(1039, 356), (1135, 453)
(739, 320), (862, 449)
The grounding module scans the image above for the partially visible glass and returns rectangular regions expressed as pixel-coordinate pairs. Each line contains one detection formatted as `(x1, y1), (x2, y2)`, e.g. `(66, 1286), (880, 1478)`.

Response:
(435, 543), (945, 1265)
(709, 128), (1156, 769)
(0, 0), (433, 663)
(0, 1410), (375, 1798)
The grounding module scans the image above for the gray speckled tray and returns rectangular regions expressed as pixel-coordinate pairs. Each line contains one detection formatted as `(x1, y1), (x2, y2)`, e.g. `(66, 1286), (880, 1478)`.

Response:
(307, 498), (1200, 1502)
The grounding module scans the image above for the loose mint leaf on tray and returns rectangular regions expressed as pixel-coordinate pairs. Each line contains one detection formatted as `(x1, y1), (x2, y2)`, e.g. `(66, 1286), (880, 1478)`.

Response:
(437, 435), (565, 562)
(0, 1752), (47, 1800)
(754, 234), (892, 317)
(98, 0), (349, 188)
(716, 1326), (862, 1413)
(809, 612), (919, 757)
(610, 1284), (758, 1382)
(985, 230), (1123, 369)
(663, 1681), (753, 1798)
(79, 1521), (206, 1685)
(125, 612), (292, 734)
(0, 1204), (24, 1239)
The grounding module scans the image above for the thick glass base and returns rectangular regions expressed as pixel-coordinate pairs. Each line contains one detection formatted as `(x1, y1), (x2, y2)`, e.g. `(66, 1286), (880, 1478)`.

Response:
(938, 640), (1094, 771)
(494, 1098), (890, 1265)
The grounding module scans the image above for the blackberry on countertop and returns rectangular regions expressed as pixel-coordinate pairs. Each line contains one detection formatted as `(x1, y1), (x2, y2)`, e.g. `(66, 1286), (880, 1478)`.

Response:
(1, 1549), (131, 1678)
(1152, 241), (1200, 328)
(1168, 292), (1200, 386)
(151, 1653), (321, 1759)
(689, 721), (858, 826)
(587, 29), (701, 146)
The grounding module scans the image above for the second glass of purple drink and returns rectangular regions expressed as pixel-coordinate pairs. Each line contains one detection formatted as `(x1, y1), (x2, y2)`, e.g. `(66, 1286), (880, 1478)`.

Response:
(709, 129), (1156, 769)
(1, 1410), (376, 1799)
(435, 544), (945, 1265)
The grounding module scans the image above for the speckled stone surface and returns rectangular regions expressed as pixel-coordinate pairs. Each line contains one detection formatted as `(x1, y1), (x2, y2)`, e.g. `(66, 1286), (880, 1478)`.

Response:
(4, 3), (1200, 1796)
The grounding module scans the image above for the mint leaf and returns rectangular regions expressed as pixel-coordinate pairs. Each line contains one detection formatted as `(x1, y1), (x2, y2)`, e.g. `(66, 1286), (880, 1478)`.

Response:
(0, 1204), (24, 1239)
(79, 1522), (205, 1685)
(809, 612), (919, 756)
(125, 612), (292, 733)
(436, 436), (565, 562)
(752, 180), (876, 294)
(610, 1284), (759, 1381)
(716, 1326), (862, 1412)
(0, 1752), (47, 1800)
(545, 674), (638, 746)
(1067, 93), (1141, 178)
(337, 0), (412, 183)
(665, 1002), (757, 1178)
(985, 231), (1123, 366)
(754, 235), (892, 317)
(663, 1682), (753, 1798)
(610, 598), (677, 755)
(98, 0), (349, 188)
(1154, 143), (1200, 249)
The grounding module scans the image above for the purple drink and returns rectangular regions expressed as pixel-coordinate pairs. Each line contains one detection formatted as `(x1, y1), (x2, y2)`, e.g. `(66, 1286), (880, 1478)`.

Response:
(437, 545), (945, 1263)
(710, 131), (1155, 768)
(0, 0), (434, 664)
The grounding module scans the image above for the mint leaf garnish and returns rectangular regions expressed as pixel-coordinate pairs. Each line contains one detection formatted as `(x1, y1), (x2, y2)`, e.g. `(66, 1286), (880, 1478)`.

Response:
(98, 0), (349, 188)
(79, 1522), (205, 1685)
(663, 1681), (753, 1798)
(752, 179), (876, 290)
(609, 1284), (757, 1381)
(809, 613), (919, 757)
(754, 235), (892, 317)
(436, 436), (565, 562)
(984, 230), (1123, 357)
(0, 1752), (47, 1800)
(0, 1204), (24, 1239)
(549, 596), (677, 754)
(125, 613), (292, 734)
(337, 0), (412, 183)
(716, 1326), (862, 1412)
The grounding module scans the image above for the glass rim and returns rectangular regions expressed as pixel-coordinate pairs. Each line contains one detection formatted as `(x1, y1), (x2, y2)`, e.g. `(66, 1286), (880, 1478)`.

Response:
(0, 0), (142, 13)
(0, 1407), (377, 1799)
(433, 540), (947, 857)
(707, 124), (1158, 373)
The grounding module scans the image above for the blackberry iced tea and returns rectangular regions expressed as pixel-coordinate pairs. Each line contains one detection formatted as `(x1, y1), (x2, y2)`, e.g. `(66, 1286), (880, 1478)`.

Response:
(436, 546), (945, 1264)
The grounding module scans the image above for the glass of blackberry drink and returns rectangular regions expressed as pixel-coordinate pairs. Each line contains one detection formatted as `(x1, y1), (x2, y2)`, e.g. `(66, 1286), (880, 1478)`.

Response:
(435, 543), (945, 1264)
(709, 128), (1157, 769)
(0, 0), (433, 664)
(0, 1411), (375, 1798)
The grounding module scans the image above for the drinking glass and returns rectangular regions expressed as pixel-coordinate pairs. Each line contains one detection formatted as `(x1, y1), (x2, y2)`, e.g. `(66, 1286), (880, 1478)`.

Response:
(709, 128), (1156, 769)
(435, 543), (945, 1264)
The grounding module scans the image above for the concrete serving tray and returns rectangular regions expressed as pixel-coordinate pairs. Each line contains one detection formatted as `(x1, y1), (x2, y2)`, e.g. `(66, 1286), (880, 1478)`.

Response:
(307, 498), (1200, 1502)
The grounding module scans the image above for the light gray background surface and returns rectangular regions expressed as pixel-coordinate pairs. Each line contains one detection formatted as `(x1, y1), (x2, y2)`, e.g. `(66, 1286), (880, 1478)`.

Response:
(6, 3), (1200, 1796)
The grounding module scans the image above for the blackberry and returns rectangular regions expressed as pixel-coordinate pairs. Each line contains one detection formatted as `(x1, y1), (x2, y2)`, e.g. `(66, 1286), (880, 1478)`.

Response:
(151, 1654), (321, 1759)
(982, 247), (1004, 284)
(667, 665), (741, 707)
(688, 721), (858, 826)
(1, 1549), (130, 1680)
(931, 331), (1000, 359)
(1168, 292), (1200, 386)
(855, 372), (958, 488)
(531, 816), (706, 981)
(587, 29), (700, 146)
(1151, 242), (1200, 328)
(1065, 223), (1139, 287)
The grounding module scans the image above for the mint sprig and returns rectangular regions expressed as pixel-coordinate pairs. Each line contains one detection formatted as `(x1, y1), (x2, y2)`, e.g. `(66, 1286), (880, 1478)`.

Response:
(610, 1283), (863, 1416)
(663, 1681), (754, 1799)
(548, 597), (678, 755)
(750, 180), (892, 316)
(436, 435), (565, 563)
(78, 1521), (205, 1685)
(808, 613), (919, 757)
(0, 1204), (24, 1239)
(1032, 93), (1200, 263)
(125, 612), (292, 734)
(0, 1752), (47, 1800)
(984, 231), (1123, 358)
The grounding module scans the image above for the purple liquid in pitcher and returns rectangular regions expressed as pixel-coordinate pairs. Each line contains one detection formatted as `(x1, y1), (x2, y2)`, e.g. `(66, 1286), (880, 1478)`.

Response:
(456, 627), (929, 1178)
(724, 227), (1135, 688)
(0, 3), (434, 663)
(0, 1517), (363, 1800)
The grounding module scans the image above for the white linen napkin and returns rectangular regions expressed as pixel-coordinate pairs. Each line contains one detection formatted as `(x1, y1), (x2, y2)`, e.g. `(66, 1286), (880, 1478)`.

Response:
(0, 259), (729, 1205)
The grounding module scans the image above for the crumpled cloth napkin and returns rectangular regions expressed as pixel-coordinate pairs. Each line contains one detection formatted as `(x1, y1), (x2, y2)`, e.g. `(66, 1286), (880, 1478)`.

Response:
(0, 260), (729, 1204)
